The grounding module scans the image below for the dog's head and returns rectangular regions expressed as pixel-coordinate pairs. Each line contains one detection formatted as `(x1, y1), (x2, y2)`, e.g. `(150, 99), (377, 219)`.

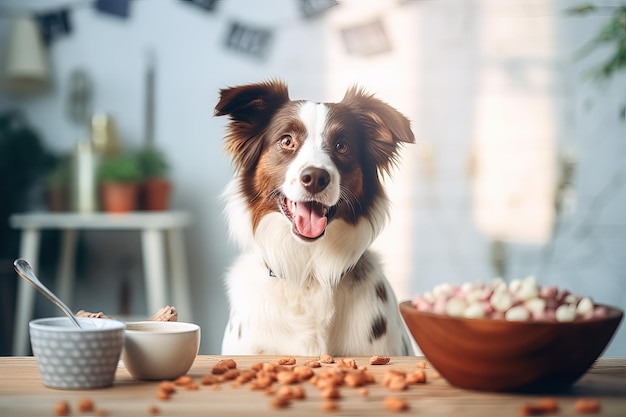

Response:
(215, 80), (415, 242)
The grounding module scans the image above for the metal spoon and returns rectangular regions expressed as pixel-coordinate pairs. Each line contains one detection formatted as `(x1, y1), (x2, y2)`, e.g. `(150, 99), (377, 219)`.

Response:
(14, 259), (82, 329)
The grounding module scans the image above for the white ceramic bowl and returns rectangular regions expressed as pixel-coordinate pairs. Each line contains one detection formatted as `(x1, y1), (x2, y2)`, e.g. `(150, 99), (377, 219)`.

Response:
(121, 321), (200, 380)
(29, 317), (125, 389)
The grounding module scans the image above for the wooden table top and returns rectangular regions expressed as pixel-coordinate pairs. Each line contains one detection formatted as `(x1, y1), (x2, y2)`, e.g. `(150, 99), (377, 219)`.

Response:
(0, 355), (625, 416)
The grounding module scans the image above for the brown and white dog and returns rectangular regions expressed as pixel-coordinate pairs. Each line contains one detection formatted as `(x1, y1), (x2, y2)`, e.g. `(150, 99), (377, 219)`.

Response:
(215, 80), (415, 356)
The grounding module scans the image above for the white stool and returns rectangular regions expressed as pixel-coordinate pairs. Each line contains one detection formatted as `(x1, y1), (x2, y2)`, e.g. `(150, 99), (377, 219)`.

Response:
(10, 211), (193, 356)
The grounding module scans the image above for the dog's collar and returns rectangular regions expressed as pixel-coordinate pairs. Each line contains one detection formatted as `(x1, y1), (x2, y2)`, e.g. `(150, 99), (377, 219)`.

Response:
(264, 260), (282, 279)
(264, 261), (353, 281)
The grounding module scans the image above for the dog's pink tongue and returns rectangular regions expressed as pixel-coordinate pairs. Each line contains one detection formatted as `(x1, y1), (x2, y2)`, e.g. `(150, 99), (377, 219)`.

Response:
(295, 202), (327, 239)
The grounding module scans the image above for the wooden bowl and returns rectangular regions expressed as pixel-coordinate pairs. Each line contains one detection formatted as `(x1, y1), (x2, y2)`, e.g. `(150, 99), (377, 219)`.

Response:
(399, 301), (623, 392)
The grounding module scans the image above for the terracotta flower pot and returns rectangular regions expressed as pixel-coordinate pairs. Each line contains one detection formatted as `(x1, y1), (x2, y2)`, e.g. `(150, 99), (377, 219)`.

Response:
(100, 182), (139, 213)
(46, 186), (68, 212)
(142, 177), (171, 211)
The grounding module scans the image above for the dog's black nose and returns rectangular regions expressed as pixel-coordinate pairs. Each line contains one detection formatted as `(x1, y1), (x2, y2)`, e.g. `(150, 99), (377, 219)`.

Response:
(300, 167), (330, 194)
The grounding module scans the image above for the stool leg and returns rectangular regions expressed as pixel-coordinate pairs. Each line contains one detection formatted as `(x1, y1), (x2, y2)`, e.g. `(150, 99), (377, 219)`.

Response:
(57, 229), (77, 309)
(167, 228), (192, 322)
(141, 229), (167, 315)
(13, 228), (41, 356)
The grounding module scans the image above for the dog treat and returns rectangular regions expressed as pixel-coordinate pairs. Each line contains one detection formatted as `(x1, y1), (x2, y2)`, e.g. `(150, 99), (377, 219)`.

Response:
(54, 401), (70, 416)
(383, 396), (409, 412)
(321, 400), (339, 412)
(149, 306), (179, 322)
(277, 356), (296, 366)
(173, 375), (193, 386)
(75, 310), (110, 319)
(319, 354), (334, 364)
(575, 398), (601, 414)
(158, 381), (176, 394)
(148, 405), (160, 416)
(75, 306), (178, 322)
(270, 396), (291, 409)
(156, 389), (171, 401)
(519, 398), (559, 416)
(76, 397), (94, 412)
(370, 355), (391, 365)
(336, 358), (357, 369)
(304, 360), (322, 368)
(411, 276), (607, 322)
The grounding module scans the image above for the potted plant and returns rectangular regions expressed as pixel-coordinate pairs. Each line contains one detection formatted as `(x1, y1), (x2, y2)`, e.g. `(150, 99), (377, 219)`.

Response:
(97, 153), (143, 213)
(45, 155), (70, 212)
(136, 147), (171, 211)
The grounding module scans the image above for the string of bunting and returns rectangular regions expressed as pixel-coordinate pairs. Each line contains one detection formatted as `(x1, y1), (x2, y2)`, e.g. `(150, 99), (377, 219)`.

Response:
(2, 0), (418, 59)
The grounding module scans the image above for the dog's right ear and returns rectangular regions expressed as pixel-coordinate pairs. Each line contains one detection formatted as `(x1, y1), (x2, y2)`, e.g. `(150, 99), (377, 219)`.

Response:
(215, 80), (290, 171)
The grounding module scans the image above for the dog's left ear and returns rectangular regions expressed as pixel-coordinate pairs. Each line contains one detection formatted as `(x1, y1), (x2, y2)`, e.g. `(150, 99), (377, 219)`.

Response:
(215, 80), (290, 171)
(341, 86), (415, 175)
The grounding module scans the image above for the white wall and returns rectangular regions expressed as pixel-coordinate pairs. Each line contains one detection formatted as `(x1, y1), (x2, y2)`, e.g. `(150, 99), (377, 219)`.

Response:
(1, 0), (625, 356)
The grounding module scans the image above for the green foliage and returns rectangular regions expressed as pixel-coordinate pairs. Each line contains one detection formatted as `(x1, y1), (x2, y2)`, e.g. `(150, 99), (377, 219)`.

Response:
(136, 147), (169, 178)
(45, 155), (71, 188)
(569, 4), (626, 119)
(97, 154), (143, 183)
(0, 111), (55, 258)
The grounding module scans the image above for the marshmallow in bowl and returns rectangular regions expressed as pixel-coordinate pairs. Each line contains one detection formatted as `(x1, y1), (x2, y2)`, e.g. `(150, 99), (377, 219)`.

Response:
(411, 276), (607, 322)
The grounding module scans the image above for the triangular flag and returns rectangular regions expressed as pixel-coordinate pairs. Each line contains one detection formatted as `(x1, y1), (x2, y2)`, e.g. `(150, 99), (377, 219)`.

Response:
(180, 0), (220, 13)
(300, 0), (338, 19)
(341, 18), (392, 57)
(224, 21), (273, 60)
(36, 8), (72, 45)
(94, 0), (131, 18)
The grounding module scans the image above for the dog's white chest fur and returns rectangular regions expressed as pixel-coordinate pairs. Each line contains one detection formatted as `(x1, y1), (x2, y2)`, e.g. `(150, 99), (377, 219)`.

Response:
(221, 182), (412, 356)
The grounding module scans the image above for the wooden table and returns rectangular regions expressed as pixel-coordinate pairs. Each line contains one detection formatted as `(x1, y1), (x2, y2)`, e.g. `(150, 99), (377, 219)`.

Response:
(0, 356), (624, 416)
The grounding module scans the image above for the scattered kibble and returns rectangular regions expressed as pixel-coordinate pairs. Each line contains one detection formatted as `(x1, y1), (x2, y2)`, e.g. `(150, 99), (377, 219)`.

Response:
(383, 396), (409, 412)
(76, 397), (94, 413)
(575, 398), (601, 414)
(54, 401), (70, 417)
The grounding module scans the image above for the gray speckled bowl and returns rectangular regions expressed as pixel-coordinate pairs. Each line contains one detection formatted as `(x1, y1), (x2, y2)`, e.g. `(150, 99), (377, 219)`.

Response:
(29, 317), (125, 389)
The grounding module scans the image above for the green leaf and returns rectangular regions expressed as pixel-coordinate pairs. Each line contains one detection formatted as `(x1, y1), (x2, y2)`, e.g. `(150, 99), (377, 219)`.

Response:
(566, 4), (596, 15)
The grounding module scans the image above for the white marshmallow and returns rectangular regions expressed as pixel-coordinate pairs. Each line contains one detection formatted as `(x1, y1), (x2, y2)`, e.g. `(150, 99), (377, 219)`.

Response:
(465, 289), (484, 304)
(505, 306), (530, 321)
(524, 297), (546, 317)
(445, 298), (467, 317)
(490, 290), (513, 312)
(555, 304), (577, 322)
(461, 282), (474, 293)
(508, 279), (522, 293)
(516, 276), (539, 301)
(433, 283), (454, 299)
(576, 297), (594, 316)
(463, 302), (485, 319)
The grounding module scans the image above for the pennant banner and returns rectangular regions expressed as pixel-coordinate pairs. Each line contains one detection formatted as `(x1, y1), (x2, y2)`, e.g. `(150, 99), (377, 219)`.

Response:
(341, 19), (392, 57)
(224, 21), (273, 60)
(300, 0), (338, 19)
(95, 0), (131, 18)
(181, 0), (220, 13)
(36, 8), (72, 45)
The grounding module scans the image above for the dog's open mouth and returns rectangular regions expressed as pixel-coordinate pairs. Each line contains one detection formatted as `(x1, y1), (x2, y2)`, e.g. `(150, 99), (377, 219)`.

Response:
(280, 196), (336, 241)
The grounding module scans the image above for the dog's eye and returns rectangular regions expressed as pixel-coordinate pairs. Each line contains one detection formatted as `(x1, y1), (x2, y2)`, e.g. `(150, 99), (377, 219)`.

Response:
(335, 140), (350, 155)
(279, 135), (295, 149)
